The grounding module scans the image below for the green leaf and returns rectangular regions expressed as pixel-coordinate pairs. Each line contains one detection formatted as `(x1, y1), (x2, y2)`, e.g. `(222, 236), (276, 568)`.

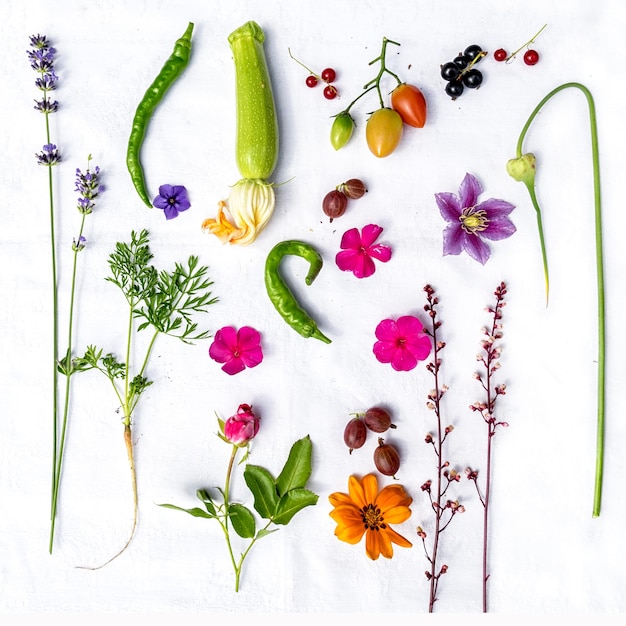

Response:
(272, 488), (319, 525)
(228, 503), (256, 538)
(256, 527), (279, 539)
(158, 503), (215, 519)
(196, 488), (218, 515)
(243, 464), (278, 520)
(275, 435), (313, 496)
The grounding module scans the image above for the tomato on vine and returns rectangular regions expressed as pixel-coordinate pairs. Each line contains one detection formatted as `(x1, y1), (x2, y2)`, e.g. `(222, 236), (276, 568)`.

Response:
(366, 108), (403, 158)
(391, 83), (427, 128)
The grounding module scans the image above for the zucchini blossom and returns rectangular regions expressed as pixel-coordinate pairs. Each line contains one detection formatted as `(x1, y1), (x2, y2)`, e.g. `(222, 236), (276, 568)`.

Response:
(202, 178), (275, 246)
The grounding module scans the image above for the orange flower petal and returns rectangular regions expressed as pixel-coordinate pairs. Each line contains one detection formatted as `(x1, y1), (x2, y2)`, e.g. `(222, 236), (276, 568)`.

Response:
(365, 528), (382, 560)
(347, 474), (368, 508)
(377, 483), (413, 513)
(361, 473), (380, 504)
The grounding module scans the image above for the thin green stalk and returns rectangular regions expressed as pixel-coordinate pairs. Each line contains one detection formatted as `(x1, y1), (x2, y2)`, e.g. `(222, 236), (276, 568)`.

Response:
(49, 214), (86, 552)
(512, 82), (605, 516)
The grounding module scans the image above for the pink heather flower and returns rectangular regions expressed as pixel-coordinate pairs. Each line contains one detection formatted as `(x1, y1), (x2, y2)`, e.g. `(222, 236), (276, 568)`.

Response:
(224, 404), (260, 446)
(373, 315), (432, 372)
(209, 326), (263, 375)
(435, 172), (516, 265)
(335, 223), (392, 278)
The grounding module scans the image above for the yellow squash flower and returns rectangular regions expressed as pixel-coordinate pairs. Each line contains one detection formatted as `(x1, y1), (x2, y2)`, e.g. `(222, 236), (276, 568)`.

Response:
(202, 178), (275, 246)
(329, 473), (413, 560)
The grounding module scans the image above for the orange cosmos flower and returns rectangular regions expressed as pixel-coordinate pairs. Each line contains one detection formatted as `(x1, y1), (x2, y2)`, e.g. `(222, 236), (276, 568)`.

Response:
(329, 473), (413, 560)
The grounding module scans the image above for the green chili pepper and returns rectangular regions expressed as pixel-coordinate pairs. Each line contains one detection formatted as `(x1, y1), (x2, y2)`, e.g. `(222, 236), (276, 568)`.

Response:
(265, 240), (331, 344)
(126, 22), (194, 208)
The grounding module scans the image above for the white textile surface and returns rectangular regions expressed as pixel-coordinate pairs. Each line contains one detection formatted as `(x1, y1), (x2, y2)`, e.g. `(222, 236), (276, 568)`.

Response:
(1, 0), (625, 617)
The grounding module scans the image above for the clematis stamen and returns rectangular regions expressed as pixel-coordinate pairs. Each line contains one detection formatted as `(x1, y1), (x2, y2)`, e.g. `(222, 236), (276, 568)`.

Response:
(460, 206), (489, 233)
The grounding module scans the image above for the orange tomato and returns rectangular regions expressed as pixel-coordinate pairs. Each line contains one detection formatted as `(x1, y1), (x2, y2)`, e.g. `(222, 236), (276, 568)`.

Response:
(365, 108), (404, 158)
(391, 83), (427, 128)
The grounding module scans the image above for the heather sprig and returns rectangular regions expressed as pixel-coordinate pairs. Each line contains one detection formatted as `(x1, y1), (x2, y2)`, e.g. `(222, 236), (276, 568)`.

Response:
(418, 285), (465, 613)
(465, 281), (509, 613)
(50, 157), (105, 552)
(73, 229), (218, 568)
(28, 33), (63, 553)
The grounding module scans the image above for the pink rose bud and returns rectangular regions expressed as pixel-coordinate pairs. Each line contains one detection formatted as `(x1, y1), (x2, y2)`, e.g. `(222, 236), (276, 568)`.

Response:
(224, 404), (260, 446)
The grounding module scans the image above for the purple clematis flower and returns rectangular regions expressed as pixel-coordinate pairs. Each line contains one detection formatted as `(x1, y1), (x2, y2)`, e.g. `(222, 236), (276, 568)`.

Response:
(153, 184), (191, 219)
(435, 173), (516, 265)
(209, 326), (263, 375)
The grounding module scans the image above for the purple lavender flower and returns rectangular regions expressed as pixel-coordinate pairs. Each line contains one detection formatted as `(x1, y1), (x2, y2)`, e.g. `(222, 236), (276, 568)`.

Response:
(153, 184), (191, 220)
(28, 34), (59, 115)
(72, 236), (87, 252)
(35, 143), (61, 166)
(435, 173), (516, 265)
(75, 160), (104, 214)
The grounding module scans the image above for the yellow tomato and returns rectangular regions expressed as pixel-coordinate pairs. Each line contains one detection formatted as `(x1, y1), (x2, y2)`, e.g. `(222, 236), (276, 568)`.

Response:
(365, 108), (404, 158)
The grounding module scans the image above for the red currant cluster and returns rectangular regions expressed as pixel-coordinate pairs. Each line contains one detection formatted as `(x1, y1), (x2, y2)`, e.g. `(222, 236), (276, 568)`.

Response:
(440, 44), (487, 100)
(493, 24), (546, 66)
(322, 178), (367, 222)
(343, 407), (401, 477)
(289, 48), (339, 100)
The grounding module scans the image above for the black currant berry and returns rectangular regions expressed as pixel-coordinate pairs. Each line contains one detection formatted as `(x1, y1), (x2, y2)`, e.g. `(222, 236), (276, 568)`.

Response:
(453, 54), (471, 69)
(464, 44), (484, 61)
(440, 61), (460, 81)
(462, 69), (483, 89)
(445, 80), (464, 99)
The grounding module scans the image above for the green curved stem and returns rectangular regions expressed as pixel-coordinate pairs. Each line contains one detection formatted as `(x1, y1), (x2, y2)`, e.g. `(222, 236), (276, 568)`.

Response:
(514, 82), (605, 517)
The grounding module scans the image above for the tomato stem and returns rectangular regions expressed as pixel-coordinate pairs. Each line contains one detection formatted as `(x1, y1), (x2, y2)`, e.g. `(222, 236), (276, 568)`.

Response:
(288, 47), (321, 81)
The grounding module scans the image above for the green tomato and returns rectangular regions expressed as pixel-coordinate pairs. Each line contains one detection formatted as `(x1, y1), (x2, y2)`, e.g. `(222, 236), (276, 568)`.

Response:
(365, 108), (403, 158)
(330, 112), (355, 151)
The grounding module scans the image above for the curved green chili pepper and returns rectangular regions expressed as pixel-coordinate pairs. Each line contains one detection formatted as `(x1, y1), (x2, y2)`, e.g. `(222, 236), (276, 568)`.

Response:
(265, 240), (331, 344)
(126, 22), (194, 208)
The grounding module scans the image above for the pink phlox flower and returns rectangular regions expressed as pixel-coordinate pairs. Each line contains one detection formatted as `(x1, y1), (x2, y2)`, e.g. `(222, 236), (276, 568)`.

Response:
(335, 223), (392, 278)
(223, 403), (260, 446)
(209, 325), (263, 375)
(373, 315), (432, 372)
(435, 172), (516, 265)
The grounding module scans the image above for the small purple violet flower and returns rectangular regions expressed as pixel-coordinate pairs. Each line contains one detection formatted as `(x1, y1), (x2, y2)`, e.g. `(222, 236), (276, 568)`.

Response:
(153, 184), (191, 219)
(435, 173), (516, 265)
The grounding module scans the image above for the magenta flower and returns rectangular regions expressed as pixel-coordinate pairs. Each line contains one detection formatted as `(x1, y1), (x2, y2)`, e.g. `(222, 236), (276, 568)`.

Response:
(335, 224), (392, 278)
(435, 173), (516, 265)
(153, 184), (191, 219)
(209, 326), (263, 375)
(223, 404), (260, 446)
(373, 315), (431, 372)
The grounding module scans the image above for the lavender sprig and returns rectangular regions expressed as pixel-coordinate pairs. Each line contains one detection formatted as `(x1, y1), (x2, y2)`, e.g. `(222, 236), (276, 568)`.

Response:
(51, 157), (105, 552)
(466, 282), (509, 612)
(28, 33), (62, 553)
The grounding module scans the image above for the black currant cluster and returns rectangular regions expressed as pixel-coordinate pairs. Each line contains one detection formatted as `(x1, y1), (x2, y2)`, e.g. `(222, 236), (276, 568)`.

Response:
(440, 44), (486, 100)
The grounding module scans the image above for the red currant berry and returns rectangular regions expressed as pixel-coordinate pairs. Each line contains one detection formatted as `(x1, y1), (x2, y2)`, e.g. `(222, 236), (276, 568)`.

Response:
(523, 49), (540, 66)
(494, 48), (507, 62)
(323, 84), (338, 100)
(305, 74), (318, 88)
(321, 67), (336, 83)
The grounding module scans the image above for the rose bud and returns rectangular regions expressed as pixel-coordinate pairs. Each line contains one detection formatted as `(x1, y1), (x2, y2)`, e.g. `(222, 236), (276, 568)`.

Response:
(223, 403), (260, 446)
(344, 417), (367, 454)
(373, 438), (400, 476)
(363, 407), (396, 433)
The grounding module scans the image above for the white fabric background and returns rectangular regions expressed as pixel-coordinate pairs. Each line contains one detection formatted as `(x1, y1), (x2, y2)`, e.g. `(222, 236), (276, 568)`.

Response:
(1, 0), (624, 617)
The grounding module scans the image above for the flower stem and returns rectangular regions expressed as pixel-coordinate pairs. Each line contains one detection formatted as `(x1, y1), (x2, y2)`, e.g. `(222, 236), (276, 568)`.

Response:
(514, 82), (605, 517)
(221, 445), (241, 590)
(49, 214), (86, 553)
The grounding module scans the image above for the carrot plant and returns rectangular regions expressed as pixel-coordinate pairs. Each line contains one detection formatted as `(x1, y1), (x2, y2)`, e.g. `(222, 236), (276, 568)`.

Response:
(74, 229), (217, 567)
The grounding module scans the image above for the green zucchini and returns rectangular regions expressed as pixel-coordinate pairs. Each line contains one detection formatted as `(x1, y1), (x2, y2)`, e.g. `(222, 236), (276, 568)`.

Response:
(228, 21), (279, 180)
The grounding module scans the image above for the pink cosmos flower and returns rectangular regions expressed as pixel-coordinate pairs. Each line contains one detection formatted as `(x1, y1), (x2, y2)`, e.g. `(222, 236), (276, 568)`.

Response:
(223, 404), (260, 446)
(373, 315), (432, 372)
(209, 326), (263, 375)
(335, 224), (392, 278)
(435, 172), (516, 265)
